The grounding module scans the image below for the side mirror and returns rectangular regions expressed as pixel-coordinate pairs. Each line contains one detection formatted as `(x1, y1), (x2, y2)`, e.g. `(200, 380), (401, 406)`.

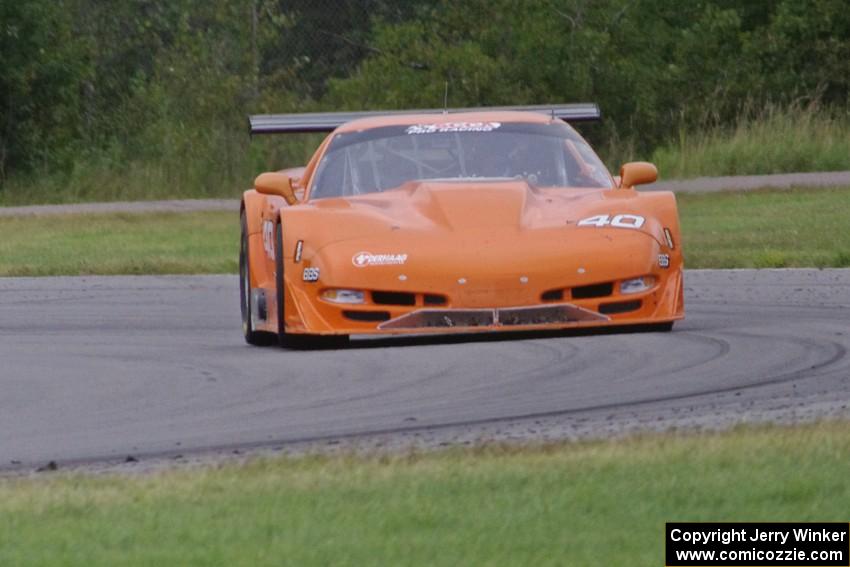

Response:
(619, 162), (658, 189)
(254, 172), (298, 205)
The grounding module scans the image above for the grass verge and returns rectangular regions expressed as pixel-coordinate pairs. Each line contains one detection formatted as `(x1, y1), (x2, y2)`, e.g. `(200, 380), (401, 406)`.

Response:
(678, 186), (850, 268)
(1, 422), (849, 566)
(0, 186), (847, 276)
(0, 211), (237, 276)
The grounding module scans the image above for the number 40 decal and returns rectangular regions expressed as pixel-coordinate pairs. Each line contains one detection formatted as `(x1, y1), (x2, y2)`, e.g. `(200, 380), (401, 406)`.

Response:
(577, 214), (645, 229)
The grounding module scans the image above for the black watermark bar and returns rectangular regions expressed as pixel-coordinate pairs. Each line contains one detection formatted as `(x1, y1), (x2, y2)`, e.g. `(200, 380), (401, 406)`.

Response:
(666, 523), (849, 566)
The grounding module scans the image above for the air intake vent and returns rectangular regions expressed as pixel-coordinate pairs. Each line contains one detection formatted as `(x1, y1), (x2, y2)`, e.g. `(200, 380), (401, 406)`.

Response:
(380, 309), (494, 329)
(378, 304), (608, 330)
(598, 300), (641, 315)
(424, 294), (448, 306)
(541, 289), (564, 302)
(372, 291), (416, 306)
(343, 310), (391, 322)
(571, 282), (614, 299)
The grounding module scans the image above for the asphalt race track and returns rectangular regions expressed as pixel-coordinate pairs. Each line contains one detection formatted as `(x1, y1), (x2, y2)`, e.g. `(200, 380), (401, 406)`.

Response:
(1, 269), (848, 470)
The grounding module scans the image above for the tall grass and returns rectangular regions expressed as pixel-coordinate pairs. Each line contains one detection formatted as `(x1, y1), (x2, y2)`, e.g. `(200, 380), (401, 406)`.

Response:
(2, 103), (849, 207)
(0, 130), (325, 207)
(652, 102), (850, 178)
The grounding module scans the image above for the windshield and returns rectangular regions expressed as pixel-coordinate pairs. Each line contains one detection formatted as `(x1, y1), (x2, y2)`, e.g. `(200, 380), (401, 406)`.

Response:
(310, 121), (612, 199)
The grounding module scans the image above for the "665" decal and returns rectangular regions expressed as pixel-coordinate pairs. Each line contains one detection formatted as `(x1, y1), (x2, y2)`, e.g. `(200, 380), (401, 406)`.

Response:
(577, 214), (645, 229)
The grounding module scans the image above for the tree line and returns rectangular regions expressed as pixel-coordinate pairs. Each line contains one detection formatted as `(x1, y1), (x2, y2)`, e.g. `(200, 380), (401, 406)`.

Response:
(1, 0), (848, 187)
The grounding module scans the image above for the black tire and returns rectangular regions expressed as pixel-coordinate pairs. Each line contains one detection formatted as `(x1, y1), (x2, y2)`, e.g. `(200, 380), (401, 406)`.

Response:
(240, 211), (275, 346)
(274, 220), (290, 347)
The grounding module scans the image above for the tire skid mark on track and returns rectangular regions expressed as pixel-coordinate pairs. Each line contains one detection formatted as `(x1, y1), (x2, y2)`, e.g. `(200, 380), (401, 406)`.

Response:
(95, 332), (845, 463)
(222, 334), (847, 448)
(420, 339), (584, 401)
(258, 339), (582, 416)
(1, 269), (849, 468)
(42, 328), (848, 470)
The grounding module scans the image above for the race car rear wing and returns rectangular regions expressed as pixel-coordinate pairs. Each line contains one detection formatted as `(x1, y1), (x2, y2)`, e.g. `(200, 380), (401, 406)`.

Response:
(249, 103), (601, 135)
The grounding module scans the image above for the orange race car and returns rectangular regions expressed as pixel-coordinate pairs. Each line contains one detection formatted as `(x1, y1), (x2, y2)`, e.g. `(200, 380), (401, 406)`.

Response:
(240, 104), (684, 346)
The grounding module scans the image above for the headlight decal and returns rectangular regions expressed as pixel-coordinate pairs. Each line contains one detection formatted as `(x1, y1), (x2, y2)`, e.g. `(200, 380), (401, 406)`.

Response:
(321, 289), (365, 304)
(620, 276), (655, 294)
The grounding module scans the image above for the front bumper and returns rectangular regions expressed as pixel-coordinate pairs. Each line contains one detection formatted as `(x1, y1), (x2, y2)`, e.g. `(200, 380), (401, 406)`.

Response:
(281, 268), (684, 336)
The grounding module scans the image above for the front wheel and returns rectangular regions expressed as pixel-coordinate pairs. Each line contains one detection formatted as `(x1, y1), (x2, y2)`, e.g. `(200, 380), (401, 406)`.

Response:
(240, 211), (275, 346)
(274, 221), (290, 347)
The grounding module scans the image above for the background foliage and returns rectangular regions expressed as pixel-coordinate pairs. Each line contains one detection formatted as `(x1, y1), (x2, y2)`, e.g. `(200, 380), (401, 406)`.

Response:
(1, 0), (849, 203)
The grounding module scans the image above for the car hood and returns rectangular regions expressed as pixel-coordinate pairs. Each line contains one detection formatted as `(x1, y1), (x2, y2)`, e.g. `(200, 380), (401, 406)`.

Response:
(283, 179), (667, 252)
(278, 179), (672, 291)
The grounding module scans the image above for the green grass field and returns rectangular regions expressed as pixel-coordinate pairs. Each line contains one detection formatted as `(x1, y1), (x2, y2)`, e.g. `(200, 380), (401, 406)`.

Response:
(678, 186), (850, 268)
(0, 211), (237, 276)
(1, 422), (848, 566)
(0, 186), (847, 276)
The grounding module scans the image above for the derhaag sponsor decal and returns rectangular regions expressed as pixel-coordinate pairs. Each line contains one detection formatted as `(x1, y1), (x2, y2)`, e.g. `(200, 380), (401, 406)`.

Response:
(352, 252), (408, 267)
